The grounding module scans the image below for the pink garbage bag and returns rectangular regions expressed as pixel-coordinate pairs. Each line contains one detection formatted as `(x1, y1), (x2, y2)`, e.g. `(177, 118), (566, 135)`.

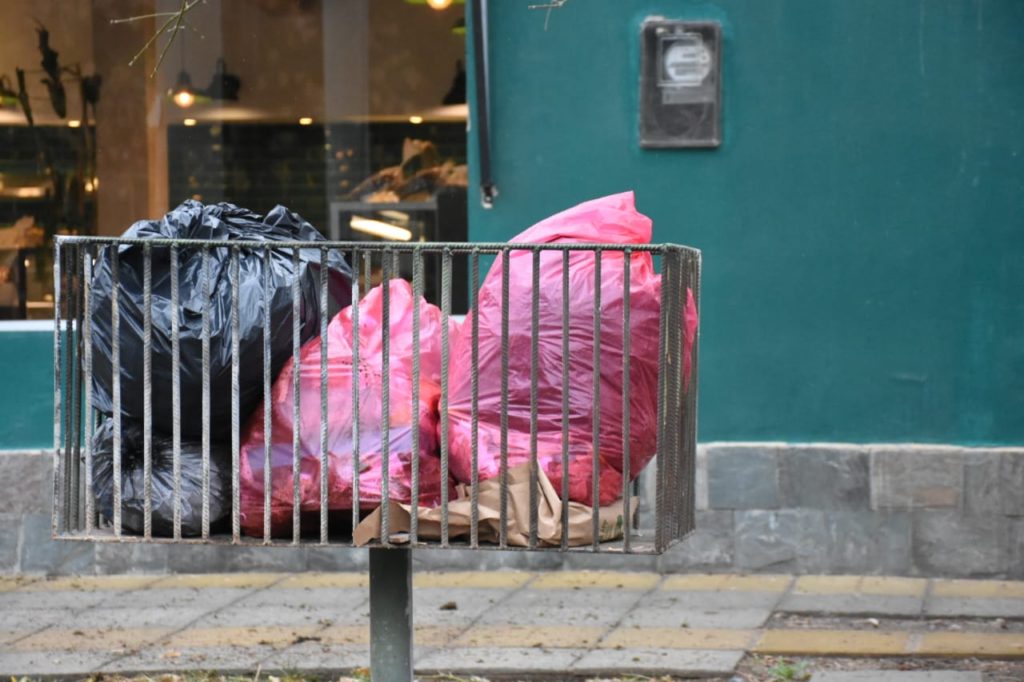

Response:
(240, 279), (450, 537)
(445, 191), (698, 507)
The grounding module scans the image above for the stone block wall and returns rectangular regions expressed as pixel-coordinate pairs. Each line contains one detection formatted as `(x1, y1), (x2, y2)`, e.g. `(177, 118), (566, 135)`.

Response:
(1, 444), (1020, 577)
(677, 444), (1024, 578)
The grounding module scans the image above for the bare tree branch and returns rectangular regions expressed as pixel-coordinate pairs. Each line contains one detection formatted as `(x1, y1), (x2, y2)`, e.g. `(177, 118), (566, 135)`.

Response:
(121, 0), (204, 76)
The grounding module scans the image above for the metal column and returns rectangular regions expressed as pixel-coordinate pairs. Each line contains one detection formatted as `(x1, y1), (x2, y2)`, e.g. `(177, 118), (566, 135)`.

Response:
(370, 547), (413, 681)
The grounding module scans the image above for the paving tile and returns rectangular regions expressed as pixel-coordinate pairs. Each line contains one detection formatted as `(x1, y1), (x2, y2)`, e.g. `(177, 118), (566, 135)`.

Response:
(931, 579), (1024, 599)
(319, 625), (369, 645)
(925, 597), (1024, 618)
(790, 569), (929, 593)
(0, 590), (109, 611)
(417, 646), (585, 674)
(162, 625), (322, 650)
(861, 577), (928, 596)
(780, 593), (924, 616)
(100, 587), (254, 611)
(319, 625), (464, 647)
(571, 647), (743, 676)
(69, 607), (207, 631)
(754, 629), (910, 656)
(661, 574), (791, 592)
(17, 575), (162, 592)
(793, 574), (928, 596)
(413, 588), (507, 626)
(276, 572), (368, 589)
(622, 605), (771, 629)
(414, 571), (533, 589)
(0, 649), (112, 676)
(530, 570), (661, 590)
(914, 632), (1024, 657)
(230, 585), (369, 611)
(11, 627), (172, 652)
(621, 591), (772, 628)
(196, 593), (367, 628)
(414, 626), (461, 647)
(601, 627), (755, 650)
(258, 642), (368, 671)
(149, 573), (285, 590)
(0, 576), (39, 593)
(453, 625), (606, 648)
(98, 644), (280, 673)
(644, 589), (783, 611)
(0, 608), (79, 633)
(812, 673), (983, 682)
(475, 588), (640, 626)
(793, 575), (859, 593)
(318, 625), (461, 648)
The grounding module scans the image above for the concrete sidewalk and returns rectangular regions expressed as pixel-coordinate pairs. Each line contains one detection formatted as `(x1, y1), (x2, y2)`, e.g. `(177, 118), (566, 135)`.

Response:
(1, 571), (1023, 677)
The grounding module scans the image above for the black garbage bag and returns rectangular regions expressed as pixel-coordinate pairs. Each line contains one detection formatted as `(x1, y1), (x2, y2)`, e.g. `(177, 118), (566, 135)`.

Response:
(91, 416), (231, 536)
(89, 200), (352, 441)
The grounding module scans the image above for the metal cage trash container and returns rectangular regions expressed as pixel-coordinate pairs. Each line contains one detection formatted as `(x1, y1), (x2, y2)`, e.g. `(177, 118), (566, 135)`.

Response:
(51, 236), (700, 680)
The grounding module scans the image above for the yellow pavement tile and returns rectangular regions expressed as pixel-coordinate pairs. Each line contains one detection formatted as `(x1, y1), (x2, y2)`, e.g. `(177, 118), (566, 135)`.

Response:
(0, 630), (31, 646)
(661, 574), (790, 592)
(320, 625), (369, 645)
(916, 632), (1024, 658)
(319, 624), (456, 647)
(932, 579), (1024, 599)
(754, 629), (910, 656)
(416, 626), (461, 647)
(414, 571), (533, 589)
(454, 625), (606, 649)
(276, 573), (368, 589)
(0, 576), (39, 592)
(792, 575), (862, 594)
(860, 576), (927, 597)
(531, 571), (660, 590)
(722, 575), (792, 592)
(163, 625), (321, 649)
(17, 575), (162, 592)
(660, 574), (727, 591)
(12, 627), (172, 652)
(149, 573), (285, 590)
(793, 575), (926, 597)
(602, 627), (755, 651)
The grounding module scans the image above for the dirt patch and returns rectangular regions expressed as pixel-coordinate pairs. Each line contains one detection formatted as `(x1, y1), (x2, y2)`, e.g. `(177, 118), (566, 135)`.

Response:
(732, 654), (1024, 682)
(767, 612), (1024, 633)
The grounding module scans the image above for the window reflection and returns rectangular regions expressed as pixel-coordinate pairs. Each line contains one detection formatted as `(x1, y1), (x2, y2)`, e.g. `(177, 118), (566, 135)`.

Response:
(0, 0), (468, 318)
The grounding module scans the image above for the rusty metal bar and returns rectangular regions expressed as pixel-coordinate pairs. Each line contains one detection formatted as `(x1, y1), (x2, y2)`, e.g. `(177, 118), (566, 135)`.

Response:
(380, 250), (392, 545)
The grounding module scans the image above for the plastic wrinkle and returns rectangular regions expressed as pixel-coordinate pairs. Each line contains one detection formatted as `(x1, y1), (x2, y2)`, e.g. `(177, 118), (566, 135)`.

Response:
(88, 200), (353, 441)
(91, 416), (232, 536)
(445, 191), (698, 507)
(239, 279), (451, 537)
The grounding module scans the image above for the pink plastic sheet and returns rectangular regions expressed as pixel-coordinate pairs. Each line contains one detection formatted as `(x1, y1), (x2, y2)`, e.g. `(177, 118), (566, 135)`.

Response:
(240, 279), (450, 537)
(445, 191), (698, 506)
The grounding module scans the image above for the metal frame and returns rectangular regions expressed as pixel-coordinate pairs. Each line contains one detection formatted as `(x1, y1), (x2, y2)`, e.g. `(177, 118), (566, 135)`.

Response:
(52, 236), (700, 680)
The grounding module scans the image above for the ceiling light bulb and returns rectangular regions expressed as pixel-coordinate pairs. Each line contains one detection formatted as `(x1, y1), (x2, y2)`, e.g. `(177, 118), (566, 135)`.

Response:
(183, 118), (197, 127)
(427, 0), (452, 9)
(299, 117), (313, 125)
(67, 119), (81, 128)
(409, 115), (424, 124)
(350, 217), (413, 242)
(173, 89), (195, 108)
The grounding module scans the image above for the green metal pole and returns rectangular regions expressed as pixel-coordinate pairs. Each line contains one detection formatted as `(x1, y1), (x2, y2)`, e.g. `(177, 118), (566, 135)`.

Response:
(370, 547), (413, 681)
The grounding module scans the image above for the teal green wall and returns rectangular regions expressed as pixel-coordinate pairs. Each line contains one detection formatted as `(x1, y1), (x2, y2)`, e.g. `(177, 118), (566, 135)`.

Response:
(1, 331), (53, 449)
(468, 1), (1024, 444)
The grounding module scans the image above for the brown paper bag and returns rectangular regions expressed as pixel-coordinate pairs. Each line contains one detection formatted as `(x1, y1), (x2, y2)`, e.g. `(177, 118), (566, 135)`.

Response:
(354, 462), (636, 547)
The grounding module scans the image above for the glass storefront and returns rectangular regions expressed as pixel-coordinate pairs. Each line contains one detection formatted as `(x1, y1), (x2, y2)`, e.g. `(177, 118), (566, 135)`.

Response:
(0, 0), (468, 318)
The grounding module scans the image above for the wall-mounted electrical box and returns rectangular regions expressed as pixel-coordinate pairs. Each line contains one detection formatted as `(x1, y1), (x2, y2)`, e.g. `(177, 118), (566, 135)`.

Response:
(639, 19), (722, 148)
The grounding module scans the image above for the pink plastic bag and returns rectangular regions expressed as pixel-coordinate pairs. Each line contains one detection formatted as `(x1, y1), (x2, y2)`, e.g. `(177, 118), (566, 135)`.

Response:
(445, 192), (698, 507)
(240, 279), (450, 537)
